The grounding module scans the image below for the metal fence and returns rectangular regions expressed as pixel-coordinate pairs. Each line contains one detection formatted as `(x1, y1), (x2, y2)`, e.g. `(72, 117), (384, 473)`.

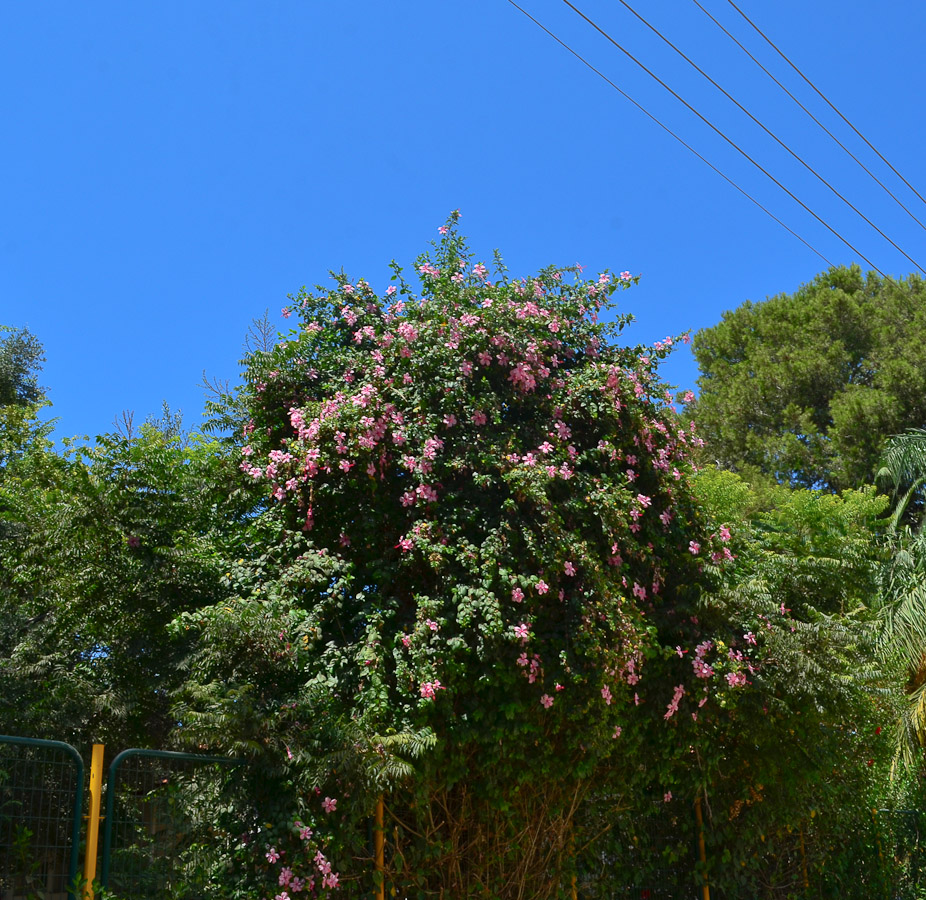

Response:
(577, 801), (698, 900)
(100, 748), (243, 900)
(0, 735), (84, 900)
(2, 733), (924, 900)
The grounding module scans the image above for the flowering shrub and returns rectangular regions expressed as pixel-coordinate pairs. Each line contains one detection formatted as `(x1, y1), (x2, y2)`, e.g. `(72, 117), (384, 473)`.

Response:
(185, 214), (752, 896)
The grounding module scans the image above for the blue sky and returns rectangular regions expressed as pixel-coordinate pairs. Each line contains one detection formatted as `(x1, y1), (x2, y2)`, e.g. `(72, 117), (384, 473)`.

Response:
(3, 1), (925, 441)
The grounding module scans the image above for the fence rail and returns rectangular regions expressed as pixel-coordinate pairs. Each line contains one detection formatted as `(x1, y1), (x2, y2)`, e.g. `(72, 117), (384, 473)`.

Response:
(0, 735), (84, 900)
(100, 748), (243, 900)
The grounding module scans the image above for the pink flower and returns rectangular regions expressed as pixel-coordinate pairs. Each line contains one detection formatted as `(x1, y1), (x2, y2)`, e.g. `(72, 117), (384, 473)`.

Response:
(663, 791), (672, 803)
(420, 679), (445, 699)
(719, 525), (731, 541)
(322, 873), (339, 889)
(266, 847), (280, 863)
(438, 225), (448, 235)
(564, 561), (576, 576)
(688, 541), (701, 555)
(693, 659), (714, 679)
(620, 271), (632, 282)
(473, 263), (488, 279)
(601, 685), (613, 705)
(664, 684), (685, 720)
(683, 390), (695, 403)
(726, 671), (747, 687)
(511, 587), (524, 603)
(513, 622), (530, 643)
(299, 825), (313, 841)
(472, 410), (487, 426)
(613, 726), (622, 738)
(426, 619), (439, 632)
(540, 694), (554, 708)
(322, 797), (337, 814)
(279, 867), (294, 887)
(386, 285), (397, 296)
(535, 579), (549, 595)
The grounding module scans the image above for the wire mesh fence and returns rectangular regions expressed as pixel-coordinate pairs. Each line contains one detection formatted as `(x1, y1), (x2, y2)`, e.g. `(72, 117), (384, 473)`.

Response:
(100, 749), (245, 900)
(0, 735), (84, 900)
(577, 801), (697, 900)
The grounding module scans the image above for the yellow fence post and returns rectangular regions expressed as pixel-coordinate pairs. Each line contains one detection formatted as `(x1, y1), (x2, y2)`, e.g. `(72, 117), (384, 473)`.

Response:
(374, 795), (385, 900)
(570, 830), (578, 900)
(695, 795), (711, 900)
(83, 744), (104, 900)
(799, 822), (809, 890)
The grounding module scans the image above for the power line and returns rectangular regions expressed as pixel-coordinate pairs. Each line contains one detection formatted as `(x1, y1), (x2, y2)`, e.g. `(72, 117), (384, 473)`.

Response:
(503, 0), (834, 266)
(724, 0), (926, 210)
(606, 0), (925, 274)
(691, 0), (926, 237)
(552, 0), (888, 277)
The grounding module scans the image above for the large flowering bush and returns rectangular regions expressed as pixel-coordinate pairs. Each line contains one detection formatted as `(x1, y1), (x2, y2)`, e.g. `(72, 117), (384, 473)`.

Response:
(182, 215), (751, 897)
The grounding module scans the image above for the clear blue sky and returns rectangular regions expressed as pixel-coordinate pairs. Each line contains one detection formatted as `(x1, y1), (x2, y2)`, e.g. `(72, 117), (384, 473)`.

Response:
(3, 1), (925, 441)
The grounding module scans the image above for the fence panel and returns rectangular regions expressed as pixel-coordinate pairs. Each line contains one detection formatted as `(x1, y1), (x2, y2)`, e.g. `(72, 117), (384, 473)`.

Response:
(100, 749), (244, 900)
(0, 735), (84, 900)
(577, 802), (696, 900)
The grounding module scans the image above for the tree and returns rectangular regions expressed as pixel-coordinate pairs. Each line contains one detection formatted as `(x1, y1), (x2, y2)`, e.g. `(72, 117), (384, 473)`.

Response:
(874, 429), (926, 770)
(0, 423), (247, 747)
(175, 215), (748, 898)
(692, 266), (926, 491)
(689, 468), (906, 897)
(0, 325), (45, 408)
(0, 325), (51, 474)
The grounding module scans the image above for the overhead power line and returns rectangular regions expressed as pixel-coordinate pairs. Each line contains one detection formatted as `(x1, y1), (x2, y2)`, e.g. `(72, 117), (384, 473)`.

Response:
(551, 0), (888, 277)
(606, 0), (925, 274)
(724, 0), (926, 210)
(691, 0), (926, 236)
(503, 0), (833, 266)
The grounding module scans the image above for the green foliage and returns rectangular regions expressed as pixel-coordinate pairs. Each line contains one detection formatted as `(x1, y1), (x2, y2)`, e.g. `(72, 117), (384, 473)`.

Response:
(0, 325), (45, 409)
(678, 469), (907, 898)
(0, 423), (246, 746)
(692, 266), (926, 491)
(175, 215), (743, 897)
(874, 429), (926, 771)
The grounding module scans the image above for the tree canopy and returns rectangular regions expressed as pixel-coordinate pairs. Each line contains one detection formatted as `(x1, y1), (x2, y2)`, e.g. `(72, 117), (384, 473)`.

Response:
(692, 266), (926, 491)
(175, 215), (755, 897)
(2, 242), (923, 898)
(0, 325), (44, 408)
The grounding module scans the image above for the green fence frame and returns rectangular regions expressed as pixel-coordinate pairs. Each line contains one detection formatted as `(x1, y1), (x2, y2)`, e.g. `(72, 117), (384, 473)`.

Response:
(100, 748), (241, 895)
(0, 734), (84, 900)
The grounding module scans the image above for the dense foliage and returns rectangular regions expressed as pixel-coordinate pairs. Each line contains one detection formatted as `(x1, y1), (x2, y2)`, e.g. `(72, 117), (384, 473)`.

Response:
(177, 215), (750, 897)
(0, 423), (246, 747)
(692, 266), (926, 491)
(2, 243), (925, 899)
